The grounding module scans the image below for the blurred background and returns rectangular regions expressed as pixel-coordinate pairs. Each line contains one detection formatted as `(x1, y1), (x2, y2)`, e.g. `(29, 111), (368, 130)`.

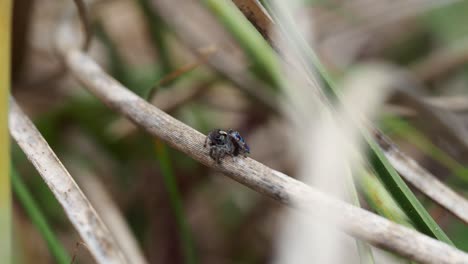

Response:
(10, 0), (468, 263)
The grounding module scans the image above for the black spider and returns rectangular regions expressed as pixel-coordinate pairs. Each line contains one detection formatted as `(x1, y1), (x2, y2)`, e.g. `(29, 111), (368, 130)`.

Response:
(204, 129), (250, 163)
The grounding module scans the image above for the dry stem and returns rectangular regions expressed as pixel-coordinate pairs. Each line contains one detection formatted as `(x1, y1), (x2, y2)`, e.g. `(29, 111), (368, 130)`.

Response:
(9, 99), (127, 264)
(67, 163), (148, 264)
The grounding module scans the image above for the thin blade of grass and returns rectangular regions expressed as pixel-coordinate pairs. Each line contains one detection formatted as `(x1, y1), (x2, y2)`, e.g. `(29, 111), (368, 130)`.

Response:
(98, 13), (198, 262)
(154, 140), (197, 264)
(358, 169), (413, 264)
(366, 171), (414, 228)
(261, 1), (453, 244)
(94, 22), (140, 96)
(368, 133), (453, 244)
(375, 117), (468, 225)
(149, 0), (280, 114)
(382, 116), (468, 182)
(345, 170), (375, 264)
(360, 169), (414, 228)
(147, 13), (198, 263)
(137, 0), (173, 75)
(11, 167), (70, 264)
(203, 0), (282, 88)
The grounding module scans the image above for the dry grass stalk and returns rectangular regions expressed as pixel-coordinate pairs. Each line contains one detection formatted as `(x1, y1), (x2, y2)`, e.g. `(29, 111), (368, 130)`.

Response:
(9, 99), (127, 264)
(232, 0), (275, 46)
(67, 163), (148, 264)
(411, 38), (468, 82)
(376, 132), (468, 225)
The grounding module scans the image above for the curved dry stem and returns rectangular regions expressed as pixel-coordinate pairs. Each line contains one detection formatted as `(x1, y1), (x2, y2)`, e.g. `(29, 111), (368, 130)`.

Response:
(58, 46), (468, 264)
(108, 79), (215, 139)
(393, 96), (468, 114)
(393, 89), (468, 162)
(9, 99), (127, 264)
(67, 163), (148, 264)
(375, 131), (468, 225)
(411, 38), (468, 83)
(72, 0), (92, 51)
(386, 66), (468, 155)
(424, 96), (468, 112)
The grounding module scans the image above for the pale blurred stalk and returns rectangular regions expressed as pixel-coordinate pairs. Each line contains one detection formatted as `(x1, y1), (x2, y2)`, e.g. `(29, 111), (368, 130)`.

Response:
(0, 0), (12, 263)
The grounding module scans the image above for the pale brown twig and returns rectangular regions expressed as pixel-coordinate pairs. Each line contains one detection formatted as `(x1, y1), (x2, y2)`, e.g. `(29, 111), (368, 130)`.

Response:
(375, 131), (468, 225)
(72, 0), (92, 51)
(232, 0), (275, 47)
(411, 38), (468, 83)
(424, 96), (468, 113)
(384, 64), (468, 164)
(67, 163), (149, 264)
(108, 79), (216, 139)
(9, 99), (127, 264)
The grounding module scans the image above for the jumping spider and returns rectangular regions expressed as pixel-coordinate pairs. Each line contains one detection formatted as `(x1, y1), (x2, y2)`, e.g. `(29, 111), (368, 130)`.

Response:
(204, 129), (250, 163)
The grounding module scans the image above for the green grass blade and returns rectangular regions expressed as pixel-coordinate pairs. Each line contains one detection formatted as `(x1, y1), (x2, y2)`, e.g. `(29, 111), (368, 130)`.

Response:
(367, 134), (453, 244)
(203, 0), (282, 88)
(154, 140), (197, 264)
(94, 22), (139, 95)
(358, 169), (414, 264)
(98, 8), (197, 262)
(359, 169), (414, 228)
(345, 171), (375, 264)
(11, 167), (70, 264)
(137, 0), (173, 76)
(261, 1), (453, 245)
(382, 115), (468, 183)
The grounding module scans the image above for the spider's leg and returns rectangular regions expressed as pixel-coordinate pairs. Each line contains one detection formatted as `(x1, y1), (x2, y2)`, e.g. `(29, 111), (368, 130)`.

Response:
(204, 133), (211, 148)
(210, 147), (221, 164)
(226, 139), (235, 156)
(241, 148), (248, 157)
(219, 150), (228, 164)
(209, 147), (215, 160)
(216, 150), (222, 164)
